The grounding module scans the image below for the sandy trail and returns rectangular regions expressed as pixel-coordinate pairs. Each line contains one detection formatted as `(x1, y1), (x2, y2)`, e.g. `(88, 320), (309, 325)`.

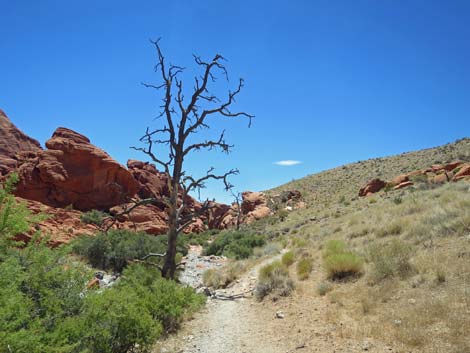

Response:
(155, 255), (289, 353)
(155, 250), (397, 353)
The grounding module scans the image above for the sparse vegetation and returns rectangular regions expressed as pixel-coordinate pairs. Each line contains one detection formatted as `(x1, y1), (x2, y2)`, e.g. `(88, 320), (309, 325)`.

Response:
(281, 250), (295, 267)
(367, 239), (414, 282)
(202, 261), (249, 289)
(255, 260), (294, 300)
(323, 240), (363, 280)
(80, 209), (108, 227)
(316, 281), (333, 296)
(296, 256), (313, 280)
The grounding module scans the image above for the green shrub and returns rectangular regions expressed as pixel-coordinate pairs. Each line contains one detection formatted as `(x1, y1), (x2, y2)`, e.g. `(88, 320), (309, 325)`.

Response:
(204, 230), (265, 259)
(296, 257), (313, 280)
(0, 178), (204, 353)
(0, 245), (204, 353)
(119, 264), (205, 333)
(0, 173), (42, 252)
(323, 240), (363, 280)
(80, 285), (162, 353)
(367, 239), (414, 281)
(255, 260), (294, 300)
(80, 209), (108, 227)
(0, 239), (92, 353)
(281, 250), (295, 267)
(72, 230), (187, 272)
(322, 239), (347, 259)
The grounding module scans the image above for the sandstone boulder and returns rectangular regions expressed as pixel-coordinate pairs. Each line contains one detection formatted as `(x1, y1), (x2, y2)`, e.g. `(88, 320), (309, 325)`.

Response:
(390, 174), (409, 186)
(241, 191), (267, 213)
(241, 191), (272, 224)
(14, 198), (96, 247)
(453, 163), (470, 181)
(359, 179), (386, 197)
(443, 161), (463, 172)
(432, 172), (450, 184)
(393, 181), (414, 190)
(127, 160), (169, 202)
(110, 203), (169, 235)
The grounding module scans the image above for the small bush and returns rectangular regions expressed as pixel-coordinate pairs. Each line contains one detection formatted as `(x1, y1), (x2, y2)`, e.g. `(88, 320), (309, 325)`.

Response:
(367, 239), (414, 281)
(323, 240), (363, 280)
(322, 239), (347, 259)
(393, 197), (403, 205)
(202, 261), (248, 289)
(80, 209), (108, 227)
(204, 230), (265, 259)
(0, 173), (43, 252)
(255, 261), (294, 300)
(281, 251), (295, 267)
(296, 257), (313, 280)
(316, 281), (333, 296)
(72, 230), (187, 273)
(375, 221), (403, 238)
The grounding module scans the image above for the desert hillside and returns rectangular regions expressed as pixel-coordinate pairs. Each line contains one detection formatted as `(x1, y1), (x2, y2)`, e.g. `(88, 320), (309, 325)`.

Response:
(269, 137), (470, 205)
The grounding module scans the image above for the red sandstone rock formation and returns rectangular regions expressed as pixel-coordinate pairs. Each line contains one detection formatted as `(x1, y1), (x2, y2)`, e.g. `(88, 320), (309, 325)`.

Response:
(453, 163), (470, 181)
(358, 179), (387, 197)
(241, 191), (272, 223)
(0, 110), (42, 175)
(14, 128), (139, 211)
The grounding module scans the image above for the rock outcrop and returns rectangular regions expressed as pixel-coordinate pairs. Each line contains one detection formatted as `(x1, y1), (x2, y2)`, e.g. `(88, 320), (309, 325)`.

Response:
(241, 191), (272, 223)
(454, 163), (470, 181)
(0, 110), (42, 175)
(358, 179), (387, 197)
(14, 128), (139, 211)
(359, 160), (469, 196)
(14, 197), (96, 247)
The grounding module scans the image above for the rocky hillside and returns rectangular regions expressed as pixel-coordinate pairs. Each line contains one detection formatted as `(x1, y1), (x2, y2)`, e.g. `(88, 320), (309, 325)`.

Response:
(268, 137), (470, 208)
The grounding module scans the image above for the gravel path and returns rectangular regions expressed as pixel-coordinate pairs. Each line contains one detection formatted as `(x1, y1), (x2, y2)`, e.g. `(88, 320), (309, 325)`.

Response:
(155, 254), (288, 353)
(155, 249), (397, 353)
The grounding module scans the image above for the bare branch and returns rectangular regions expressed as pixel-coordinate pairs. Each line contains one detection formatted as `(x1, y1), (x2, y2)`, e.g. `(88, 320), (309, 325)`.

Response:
(183, 130), (232, 156)
(141, 252), (167, 260)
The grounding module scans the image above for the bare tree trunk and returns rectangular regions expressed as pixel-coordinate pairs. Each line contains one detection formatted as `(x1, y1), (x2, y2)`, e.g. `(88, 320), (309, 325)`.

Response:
(161, 226), (177, 279)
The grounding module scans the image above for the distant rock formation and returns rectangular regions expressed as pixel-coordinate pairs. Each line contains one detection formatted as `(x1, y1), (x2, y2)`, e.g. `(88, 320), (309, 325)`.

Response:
(358, 178), (387, 197)
(359, 160), (469, 196)
(14, 127), (139, 211)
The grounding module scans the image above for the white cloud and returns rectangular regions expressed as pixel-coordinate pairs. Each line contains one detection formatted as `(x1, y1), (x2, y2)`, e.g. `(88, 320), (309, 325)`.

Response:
(274, 160), (302, 166)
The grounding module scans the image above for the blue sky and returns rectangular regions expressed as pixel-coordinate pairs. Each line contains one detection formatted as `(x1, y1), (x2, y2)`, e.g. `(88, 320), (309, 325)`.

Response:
(1, 0), (469, 203)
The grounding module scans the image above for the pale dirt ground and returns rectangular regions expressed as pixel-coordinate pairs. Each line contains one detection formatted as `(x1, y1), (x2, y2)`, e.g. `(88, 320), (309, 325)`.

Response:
(153, 254), (399, 353)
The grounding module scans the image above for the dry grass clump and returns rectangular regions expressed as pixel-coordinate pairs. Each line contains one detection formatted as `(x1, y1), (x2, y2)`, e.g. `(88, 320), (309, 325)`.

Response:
(296, 257), (313, 280)
(316, 281), (333, 296)
(281, 250), (295, 267)
(254, 260), (294, 301)
(367, 239), (414, 282)
(323, 240), (363, 280)
(202, 261), (249, 289)
(375, 220), (404, 238)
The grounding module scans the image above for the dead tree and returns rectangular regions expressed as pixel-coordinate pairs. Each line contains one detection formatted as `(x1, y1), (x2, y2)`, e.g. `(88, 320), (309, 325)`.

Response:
(132, 39), (253, 279)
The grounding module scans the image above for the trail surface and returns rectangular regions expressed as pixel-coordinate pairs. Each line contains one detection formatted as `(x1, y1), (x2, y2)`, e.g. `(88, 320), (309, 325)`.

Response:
(156, 254), (288, 353)
(155, 249), (397, 353)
